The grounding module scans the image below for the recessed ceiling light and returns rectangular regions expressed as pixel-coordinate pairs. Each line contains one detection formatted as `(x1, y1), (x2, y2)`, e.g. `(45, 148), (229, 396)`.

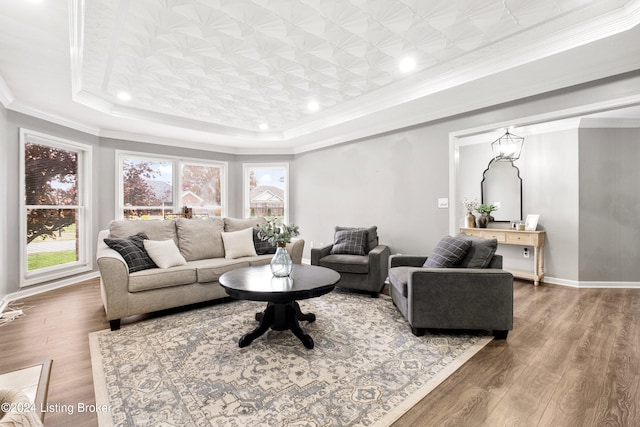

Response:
(307, 101), (319, 112)
(117, 91), (132, 101)
(259, 123), (269, 130)
(399, 57), (416, 73)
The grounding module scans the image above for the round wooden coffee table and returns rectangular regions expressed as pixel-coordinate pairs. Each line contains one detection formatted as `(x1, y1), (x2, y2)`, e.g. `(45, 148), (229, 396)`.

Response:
(219, 264), (340, 349)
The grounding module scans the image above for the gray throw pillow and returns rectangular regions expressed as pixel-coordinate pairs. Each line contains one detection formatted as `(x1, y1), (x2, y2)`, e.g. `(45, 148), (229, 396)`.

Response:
(330, 229), (368, 256)
(335, 226), (378, 252)
(423, 236), (472, 268)
(253, 229), (277, 255)
(455, 233), (498, 268)
(104, 232), (157, 273)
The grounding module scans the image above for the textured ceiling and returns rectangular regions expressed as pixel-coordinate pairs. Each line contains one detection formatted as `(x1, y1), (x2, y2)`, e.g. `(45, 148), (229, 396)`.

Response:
(79, 0), (608, 132)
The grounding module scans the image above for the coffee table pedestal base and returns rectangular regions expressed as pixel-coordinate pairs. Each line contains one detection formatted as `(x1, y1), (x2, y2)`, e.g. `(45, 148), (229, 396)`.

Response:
(239, 301), (316, 349)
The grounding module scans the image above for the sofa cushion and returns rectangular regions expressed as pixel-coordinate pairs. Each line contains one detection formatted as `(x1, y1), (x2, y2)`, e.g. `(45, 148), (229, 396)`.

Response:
(388, 266), (413, 297)
(319, 254), (369, 274)
(224, 217), (266, 232)
(128, 264), (197, 292)
(423, 236), (472, 268)
(221, 227), (258, 259)
(103, 232), (157, 273)
(253, 229), (277, 255)
(189, 258), (252, 283)
(336, 225), (378, 253)
(109, 219), (178, 245)
(175, 217), (225, 261)
(331, 229), (368, 256)
(143, 239), (187, 269)
(455, 233), (498, 268)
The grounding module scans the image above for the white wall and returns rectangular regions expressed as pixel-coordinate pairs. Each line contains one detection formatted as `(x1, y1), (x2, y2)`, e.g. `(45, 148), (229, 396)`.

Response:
(0, 106), (8, 300)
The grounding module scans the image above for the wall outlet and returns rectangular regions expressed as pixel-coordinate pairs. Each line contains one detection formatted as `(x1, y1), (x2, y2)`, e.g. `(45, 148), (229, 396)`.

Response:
(523, 248), (530, 258)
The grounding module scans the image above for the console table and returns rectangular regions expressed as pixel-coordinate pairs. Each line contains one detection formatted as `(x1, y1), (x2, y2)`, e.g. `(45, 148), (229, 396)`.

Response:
(460, 227), (545, 286)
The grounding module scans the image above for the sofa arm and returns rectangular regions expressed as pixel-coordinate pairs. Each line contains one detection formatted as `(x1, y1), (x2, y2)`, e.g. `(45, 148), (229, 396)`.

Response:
(310, 244), (333, 265)
(389, 254), (428, 268)
(96, 230), (131, 321)
(407, 268), (513, 330)
(286, 238), (305, 264)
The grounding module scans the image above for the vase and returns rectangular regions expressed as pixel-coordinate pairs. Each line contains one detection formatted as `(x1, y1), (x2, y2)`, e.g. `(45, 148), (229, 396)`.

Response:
(466, 212), (476, 228)
(270, 243), (292, 277)
(477, 213), (490, 228)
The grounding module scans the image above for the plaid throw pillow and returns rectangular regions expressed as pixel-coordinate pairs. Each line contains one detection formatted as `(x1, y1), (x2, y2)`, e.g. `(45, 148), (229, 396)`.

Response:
(104, 232), (157, 273)
(423, 236), (472, 268)
(253, 229), (277, 255)
(330, 229), (368, 256)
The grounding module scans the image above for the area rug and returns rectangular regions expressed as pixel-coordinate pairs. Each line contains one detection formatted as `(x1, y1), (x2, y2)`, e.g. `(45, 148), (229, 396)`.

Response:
(90, 292), (492, 426)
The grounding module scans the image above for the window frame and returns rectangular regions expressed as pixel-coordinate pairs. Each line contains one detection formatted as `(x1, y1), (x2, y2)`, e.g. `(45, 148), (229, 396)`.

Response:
(19, 128), (93, 287)
(242, 163), (290, 223)
(115, 150), (228, 220)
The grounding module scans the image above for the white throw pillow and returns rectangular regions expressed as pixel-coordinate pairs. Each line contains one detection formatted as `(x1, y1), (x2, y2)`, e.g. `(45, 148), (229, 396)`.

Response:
(221, 227), (258, 259)
(143, 239), (187, 269)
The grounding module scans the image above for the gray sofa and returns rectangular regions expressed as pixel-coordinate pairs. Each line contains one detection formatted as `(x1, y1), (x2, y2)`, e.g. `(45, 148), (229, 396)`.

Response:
(96, 217), (304, 330)
(388, 234), (513, 339)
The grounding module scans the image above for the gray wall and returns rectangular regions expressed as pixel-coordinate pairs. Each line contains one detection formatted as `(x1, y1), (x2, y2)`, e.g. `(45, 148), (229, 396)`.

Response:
(2, 70), (640, 298)
(579, 128), (640, 282)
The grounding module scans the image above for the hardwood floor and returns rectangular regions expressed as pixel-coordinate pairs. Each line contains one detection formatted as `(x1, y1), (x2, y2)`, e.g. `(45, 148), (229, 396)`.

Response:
(1, 278), (638, 426)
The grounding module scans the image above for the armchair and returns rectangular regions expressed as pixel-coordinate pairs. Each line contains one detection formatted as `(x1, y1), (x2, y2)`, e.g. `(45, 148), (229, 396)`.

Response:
(388, 235), (513, 339)
(311, 226), (390, 297)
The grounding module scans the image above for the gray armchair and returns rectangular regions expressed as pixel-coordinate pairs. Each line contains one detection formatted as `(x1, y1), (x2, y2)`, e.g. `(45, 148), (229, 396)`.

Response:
(311, 226), (390, 297)
(388, 245), (513, 339)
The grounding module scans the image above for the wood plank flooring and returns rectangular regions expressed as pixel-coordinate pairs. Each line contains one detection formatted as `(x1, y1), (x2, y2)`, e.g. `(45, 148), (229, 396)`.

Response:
(1, 278), (638, 426)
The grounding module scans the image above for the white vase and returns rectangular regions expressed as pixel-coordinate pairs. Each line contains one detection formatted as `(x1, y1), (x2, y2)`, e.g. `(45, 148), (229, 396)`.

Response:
(270, 244), (292, 277)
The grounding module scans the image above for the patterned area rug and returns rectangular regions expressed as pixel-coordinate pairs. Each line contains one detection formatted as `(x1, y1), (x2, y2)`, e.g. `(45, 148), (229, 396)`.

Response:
(90, 292), (492, 426)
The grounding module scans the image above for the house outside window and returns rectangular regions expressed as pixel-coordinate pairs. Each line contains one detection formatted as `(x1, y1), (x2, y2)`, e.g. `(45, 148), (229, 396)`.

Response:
(117, 152), (227, 220)
(20, 129), (92, 286)
(243, 163), (289, 223)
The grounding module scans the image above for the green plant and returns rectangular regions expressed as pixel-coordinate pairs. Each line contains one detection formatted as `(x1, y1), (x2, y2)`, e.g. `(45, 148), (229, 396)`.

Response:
(475, 203), (498, 214)
(257, 218), (299, 245)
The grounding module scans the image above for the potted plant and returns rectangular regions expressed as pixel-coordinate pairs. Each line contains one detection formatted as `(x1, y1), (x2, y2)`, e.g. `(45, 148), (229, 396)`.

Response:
(475, 203), (498, 228)
(257, 219), (300, 277)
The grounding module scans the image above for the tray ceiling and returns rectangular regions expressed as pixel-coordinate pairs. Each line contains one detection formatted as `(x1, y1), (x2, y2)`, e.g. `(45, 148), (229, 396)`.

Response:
(1, 0), (640, 153)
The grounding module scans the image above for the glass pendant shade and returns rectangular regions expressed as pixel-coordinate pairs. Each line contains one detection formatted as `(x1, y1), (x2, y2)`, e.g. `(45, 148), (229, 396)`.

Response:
(492, 130), (524, 161)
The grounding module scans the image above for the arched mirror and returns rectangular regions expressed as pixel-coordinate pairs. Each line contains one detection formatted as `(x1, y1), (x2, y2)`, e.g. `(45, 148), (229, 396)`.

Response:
(481, 159), (523, 222)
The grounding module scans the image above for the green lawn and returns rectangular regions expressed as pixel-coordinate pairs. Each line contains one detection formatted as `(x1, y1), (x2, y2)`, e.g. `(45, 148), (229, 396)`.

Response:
(28, 250), (77, 270)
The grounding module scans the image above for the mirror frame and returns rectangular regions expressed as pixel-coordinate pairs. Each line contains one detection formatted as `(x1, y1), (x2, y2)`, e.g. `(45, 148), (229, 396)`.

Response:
(480, 158), (523, 222)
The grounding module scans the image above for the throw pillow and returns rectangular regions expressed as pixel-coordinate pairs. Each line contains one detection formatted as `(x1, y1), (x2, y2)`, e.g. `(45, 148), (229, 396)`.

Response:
(221, 227), (258, 259)
(253, 229), (277, 255)
(455, 233), (498, 268)
(423, 236), (472, 268)
(335, 225), (378, 253)
(143, 239), (187, 269)
(104, 232), (157, 273)
(330, 229), (368, 256)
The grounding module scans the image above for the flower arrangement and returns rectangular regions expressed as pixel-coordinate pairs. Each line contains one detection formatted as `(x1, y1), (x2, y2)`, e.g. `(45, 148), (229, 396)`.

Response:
(475, 203), (499, 214)
(462, 198), (479, 213)
(257, 218), (300, 246)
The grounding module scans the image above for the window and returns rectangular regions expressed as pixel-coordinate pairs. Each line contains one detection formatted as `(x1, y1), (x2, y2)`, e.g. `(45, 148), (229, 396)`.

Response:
(20, 129), (92, 286)
(117, 152), (227, 219)
(243, 163), (289, 223)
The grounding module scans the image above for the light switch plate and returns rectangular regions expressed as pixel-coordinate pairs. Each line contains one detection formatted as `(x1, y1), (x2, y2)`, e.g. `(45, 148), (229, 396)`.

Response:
(438, 198), (449, 208)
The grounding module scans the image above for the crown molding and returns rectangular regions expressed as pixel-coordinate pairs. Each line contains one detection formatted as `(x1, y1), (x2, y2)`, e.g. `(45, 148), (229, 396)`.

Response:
(8, 101), (101, 136)
(579, 117), (640, 128)
(0, 74), (14, 108)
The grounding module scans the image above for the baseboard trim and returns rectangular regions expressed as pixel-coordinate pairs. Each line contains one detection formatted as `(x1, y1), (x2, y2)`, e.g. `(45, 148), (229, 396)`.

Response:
(2, 272), (100, 306)
(543, 276), (640, 289)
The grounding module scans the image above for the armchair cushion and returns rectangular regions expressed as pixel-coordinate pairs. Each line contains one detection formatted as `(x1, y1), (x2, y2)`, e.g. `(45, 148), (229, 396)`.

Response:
(336, 225), (378, 253)
(330, 229), (368, 255)
(422, 236), (471, 268)
(388, 266), (413, 297)
(318, 254), (369, 274)
(456, 233), (498, 268)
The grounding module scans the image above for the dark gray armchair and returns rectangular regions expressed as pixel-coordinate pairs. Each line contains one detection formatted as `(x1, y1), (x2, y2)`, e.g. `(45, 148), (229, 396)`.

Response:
(311, 226), (390, 297)
(387, 234), (513, 339)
